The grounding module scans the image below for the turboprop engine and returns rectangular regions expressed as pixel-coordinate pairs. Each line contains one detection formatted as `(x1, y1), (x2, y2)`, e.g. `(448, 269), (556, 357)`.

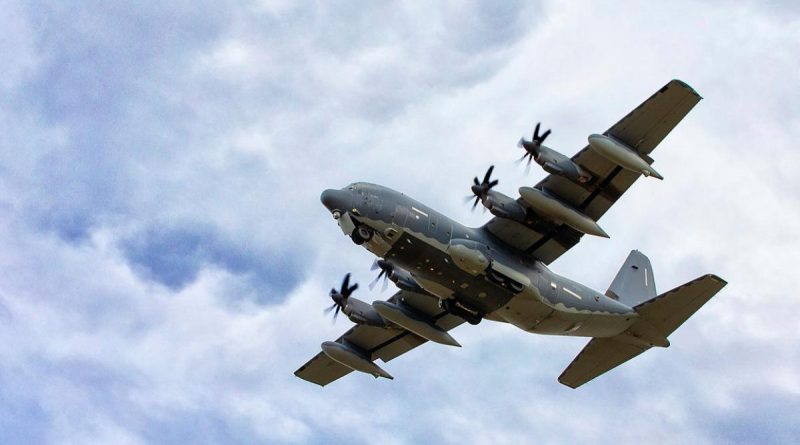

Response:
(324, 273), (386, 327)
(369, 259), (424, 294)
(518, 123), (592, 183)
(467, 166), (528, 223)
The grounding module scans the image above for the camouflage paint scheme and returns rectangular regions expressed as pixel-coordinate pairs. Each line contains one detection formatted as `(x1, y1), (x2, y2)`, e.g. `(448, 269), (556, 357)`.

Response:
(296, 80), (727, 388)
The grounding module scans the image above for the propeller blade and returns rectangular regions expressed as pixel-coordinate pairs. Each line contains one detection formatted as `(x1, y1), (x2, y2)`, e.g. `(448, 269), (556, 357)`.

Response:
(370, 259), (380, 271)
(468, 165), (500, 211)
(369, 270), (384, 290)
(341, 273), (351, 295)
(534, 122), (540, 140)
(324, 303), (337, 315)
(483, 165), (494, 184)
(540, 128), (551, 142)
(381, 273), (389, 292)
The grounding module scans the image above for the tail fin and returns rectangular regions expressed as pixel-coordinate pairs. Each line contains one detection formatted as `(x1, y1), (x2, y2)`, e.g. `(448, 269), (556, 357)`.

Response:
(559, 274), (727, 389)
(606, 250), (656, 306)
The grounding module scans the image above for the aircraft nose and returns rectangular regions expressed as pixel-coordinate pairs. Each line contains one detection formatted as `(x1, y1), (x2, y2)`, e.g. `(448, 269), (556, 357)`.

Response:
(320, 189), (349, 212)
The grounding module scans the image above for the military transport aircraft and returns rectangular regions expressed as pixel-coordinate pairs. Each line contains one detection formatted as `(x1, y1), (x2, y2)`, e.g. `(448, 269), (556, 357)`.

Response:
(295, 79), (726, 388)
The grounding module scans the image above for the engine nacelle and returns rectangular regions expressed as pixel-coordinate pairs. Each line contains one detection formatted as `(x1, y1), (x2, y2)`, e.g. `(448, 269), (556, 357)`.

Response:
(483, 190), (527, 222)
(535, 145), (592, 183)
(387, 267), (424, 294)
(343, 297), (388, 327)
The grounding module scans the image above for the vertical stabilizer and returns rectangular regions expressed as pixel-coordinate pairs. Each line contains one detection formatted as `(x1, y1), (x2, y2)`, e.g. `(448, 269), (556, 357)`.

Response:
(606, 250), (656, 307)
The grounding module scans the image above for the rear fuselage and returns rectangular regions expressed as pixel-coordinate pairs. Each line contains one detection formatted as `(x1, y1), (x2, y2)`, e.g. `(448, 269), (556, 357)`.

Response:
(321, 182), (638, 338)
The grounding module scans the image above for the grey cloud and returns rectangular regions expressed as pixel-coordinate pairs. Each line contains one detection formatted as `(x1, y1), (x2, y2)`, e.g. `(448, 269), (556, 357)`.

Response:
(705, 391), (800, 443)
(137, 411), (260, 445)
(0, 369), (50, 445)
(120, 221), (304, 302)
(222, 1), (540, 123)
(1, 0), (799, 444)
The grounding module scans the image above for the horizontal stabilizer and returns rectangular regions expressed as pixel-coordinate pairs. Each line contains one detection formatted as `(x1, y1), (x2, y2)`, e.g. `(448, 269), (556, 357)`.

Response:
(559, 274), (727, 388)
(634, 274), (727, 337)
(558, 338), (648, 389)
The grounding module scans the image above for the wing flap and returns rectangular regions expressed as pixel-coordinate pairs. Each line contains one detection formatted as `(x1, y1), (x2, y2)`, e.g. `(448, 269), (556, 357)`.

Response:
(558, 338), (649, 389)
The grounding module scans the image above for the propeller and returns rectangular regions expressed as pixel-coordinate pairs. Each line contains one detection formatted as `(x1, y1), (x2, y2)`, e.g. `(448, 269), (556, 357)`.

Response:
(369, 259), (393, 291)
(517, 122), (551, 166)
(468, 165), (499, 211)
(324, 273), (358, 323)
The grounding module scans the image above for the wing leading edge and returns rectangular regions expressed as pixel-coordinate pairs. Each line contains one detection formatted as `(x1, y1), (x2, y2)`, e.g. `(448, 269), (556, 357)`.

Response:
(485, 79), (702, 264)
(295, 290), (464, 386)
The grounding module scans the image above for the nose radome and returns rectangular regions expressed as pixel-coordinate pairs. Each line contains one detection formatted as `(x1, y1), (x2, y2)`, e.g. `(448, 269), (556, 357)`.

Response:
(320, 189), (348, 212)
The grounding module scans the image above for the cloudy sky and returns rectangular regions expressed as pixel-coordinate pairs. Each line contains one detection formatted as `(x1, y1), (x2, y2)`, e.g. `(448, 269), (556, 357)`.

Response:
(1, 0), (798, 443)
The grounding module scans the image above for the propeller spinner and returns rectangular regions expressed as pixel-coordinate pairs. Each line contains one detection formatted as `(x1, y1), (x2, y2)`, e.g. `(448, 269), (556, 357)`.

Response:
(468, 165), (499, 211)
(517, 122), (552, 166)
(369, 259), (394, 292)
(324, 273), (359, 323)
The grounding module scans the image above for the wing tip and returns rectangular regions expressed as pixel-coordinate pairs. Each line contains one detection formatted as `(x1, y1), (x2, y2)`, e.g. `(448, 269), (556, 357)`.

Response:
(557, 376), (580, 389)
(669, 78), (703, 99)
(703, 273), (728, 286)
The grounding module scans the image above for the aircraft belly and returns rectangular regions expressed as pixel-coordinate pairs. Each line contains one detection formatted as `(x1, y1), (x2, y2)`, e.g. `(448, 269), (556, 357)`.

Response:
(385, 232), (514, 314)
(531, 309), (635, 337)
(498, 293), (636, 337)
(569, 314), (636, 337)
(495, 294), (554, 331)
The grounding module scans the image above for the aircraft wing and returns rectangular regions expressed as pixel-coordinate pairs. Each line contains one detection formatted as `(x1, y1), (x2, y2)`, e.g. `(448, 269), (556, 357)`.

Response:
(485, 79), (702, 264)
(295, 290), (465, 386)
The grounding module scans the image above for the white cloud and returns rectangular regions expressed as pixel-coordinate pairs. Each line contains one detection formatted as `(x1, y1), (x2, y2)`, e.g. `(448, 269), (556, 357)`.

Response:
(1, 0), (799, 443)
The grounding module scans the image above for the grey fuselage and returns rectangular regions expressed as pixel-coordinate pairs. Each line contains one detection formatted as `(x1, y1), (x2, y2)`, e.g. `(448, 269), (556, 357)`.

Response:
(321, 182), (639, 338)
